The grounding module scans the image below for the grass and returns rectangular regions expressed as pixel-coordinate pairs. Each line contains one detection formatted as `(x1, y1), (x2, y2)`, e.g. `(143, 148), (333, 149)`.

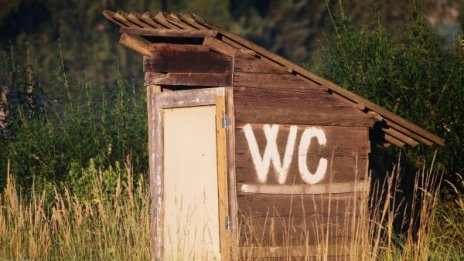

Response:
(1, 157), (463, 260)
(0, 159), (150, 260)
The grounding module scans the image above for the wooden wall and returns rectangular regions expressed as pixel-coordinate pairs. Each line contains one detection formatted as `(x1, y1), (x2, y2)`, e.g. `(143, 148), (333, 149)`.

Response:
(232, 51), (374, 258)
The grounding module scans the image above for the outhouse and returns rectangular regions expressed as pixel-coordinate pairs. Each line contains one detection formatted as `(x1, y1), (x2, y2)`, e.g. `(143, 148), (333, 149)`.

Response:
(103, 10), (444, 260)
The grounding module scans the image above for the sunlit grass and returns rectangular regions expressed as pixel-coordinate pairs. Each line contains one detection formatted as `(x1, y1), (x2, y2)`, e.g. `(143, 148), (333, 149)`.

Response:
(0, 159), (150, 260)
(0, 158), (462, 260)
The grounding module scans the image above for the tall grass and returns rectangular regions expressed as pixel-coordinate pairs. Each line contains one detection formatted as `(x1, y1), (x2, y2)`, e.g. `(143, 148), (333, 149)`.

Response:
(0, 159), (150, 260)
(1, 157), (463, 259)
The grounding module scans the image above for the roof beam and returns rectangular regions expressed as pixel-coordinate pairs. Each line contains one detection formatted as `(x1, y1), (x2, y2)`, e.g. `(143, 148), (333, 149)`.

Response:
(120, 27), (217, 38)
(119, 33), (151, 56)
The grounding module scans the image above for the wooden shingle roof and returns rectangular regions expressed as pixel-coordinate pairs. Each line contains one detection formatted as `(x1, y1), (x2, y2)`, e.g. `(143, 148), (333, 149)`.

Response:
(103, 10), (445, 148)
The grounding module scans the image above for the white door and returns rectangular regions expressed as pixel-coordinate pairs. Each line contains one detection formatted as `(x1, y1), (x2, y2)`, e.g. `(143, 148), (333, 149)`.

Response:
(163, 105), (221, 260)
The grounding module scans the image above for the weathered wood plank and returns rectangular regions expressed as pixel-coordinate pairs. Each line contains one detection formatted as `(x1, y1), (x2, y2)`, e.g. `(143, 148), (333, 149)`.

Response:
(233, 87), (375, 112)
(148, 43), (211, 52)
(384, 133), (405, 147)
(238, 182), (367, 195)
(237, 192), (367, 247)
(120, 27), (217, 37)
(383, 127), (419, 146)
(235, 124), (369, 185)
(146, 72), (231, 86)
(216, 96), (231, 260)
(102, 10), (130, 27)
(233, 72), (324, 91)
(239, 245), (352, 258)
(126, 13), (149, 28)
(178, 13), (209, 30)
(384, 119), (433, 146)
(153, 11), (180, 29)
(225, 87), (240, 260)
(113, 11), (142, 28)
(165, 13), (196, 30)
(238, 193), (365, 217)
(147, 86), (163, 259)
(144, 45), (232, 73)
(233, 87), (374, 127)
(239, 214), (363, 245)
(203, 36), (237, 56)
(140, 12), (164, 29)
(119, 33), (151, 56)
(234, 52), (287, 74)
(235, 111), (373, 127)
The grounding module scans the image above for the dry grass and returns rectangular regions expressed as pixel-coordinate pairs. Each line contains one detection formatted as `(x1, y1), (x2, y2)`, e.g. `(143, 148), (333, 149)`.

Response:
(0, 157), (462, 260)
(0, 159), (150, 260)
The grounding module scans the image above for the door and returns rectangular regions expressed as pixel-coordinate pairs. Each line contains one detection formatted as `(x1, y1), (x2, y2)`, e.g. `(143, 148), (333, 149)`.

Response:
(149, 88), (231, 260)
(163, 105), (220, 260)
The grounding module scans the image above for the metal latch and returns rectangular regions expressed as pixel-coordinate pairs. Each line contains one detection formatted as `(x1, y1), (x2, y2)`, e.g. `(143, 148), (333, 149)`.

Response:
(221, 115), (229, 129)
(225, 216), (232, 230)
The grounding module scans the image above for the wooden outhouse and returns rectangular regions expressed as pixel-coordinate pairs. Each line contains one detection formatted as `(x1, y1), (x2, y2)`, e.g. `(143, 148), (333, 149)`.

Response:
(103, 10), (444, 260)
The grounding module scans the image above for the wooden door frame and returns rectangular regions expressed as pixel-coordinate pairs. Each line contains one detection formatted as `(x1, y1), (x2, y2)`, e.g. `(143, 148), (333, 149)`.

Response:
(147, 87), (237, 260)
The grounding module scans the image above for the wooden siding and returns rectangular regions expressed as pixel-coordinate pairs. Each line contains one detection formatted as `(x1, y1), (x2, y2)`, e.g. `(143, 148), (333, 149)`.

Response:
(143, 44), (232, 86)
(232, 52), (371, 255)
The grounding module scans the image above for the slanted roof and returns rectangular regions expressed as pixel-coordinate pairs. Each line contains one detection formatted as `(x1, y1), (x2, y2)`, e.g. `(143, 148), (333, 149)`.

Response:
(102, 10), (445, 148)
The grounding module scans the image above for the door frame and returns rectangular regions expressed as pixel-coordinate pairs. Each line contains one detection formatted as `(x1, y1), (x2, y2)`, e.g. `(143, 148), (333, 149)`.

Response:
(147, 87), (237, 260)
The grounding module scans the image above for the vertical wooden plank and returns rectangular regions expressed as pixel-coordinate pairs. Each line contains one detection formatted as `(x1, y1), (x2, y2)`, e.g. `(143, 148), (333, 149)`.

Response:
(146, 84), (162, 260)
(146, 85), (160, 260)
(216, 95), (231, 260)
(225, 87), (239, 261)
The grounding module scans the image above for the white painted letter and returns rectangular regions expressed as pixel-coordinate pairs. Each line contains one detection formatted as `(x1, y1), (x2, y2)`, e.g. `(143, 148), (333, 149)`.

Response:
(298, 128), (328, 184)
(243, 124), (298, 184)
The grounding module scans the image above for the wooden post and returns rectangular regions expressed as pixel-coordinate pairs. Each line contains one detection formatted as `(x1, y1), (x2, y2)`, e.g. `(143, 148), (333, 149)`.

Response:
(146, 83), (161, 261)
(119, 33), (151, 56)
(216, 96), (231, 260)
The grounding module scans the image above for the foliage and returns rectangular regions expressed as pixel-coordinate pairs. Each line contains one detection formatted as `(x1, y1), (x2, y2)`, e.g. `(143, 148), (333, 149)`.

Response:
(0, 45), (148, 195)
(314, 9), (464, 193)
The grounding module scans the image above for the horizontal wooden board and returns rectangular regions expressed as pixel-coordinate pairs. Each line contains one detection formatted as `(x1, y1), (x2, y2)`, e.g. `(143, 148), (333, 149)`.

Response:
(237, 193), (366, 218)
(234, 52), (287, 74)
(237, 193), (367, 247)
(120, 27), (217, 37)
(203, 36), (237, 56)
(239, 218), (362, 247)
(235, 124), (369, 185)
(145, 72), (231, 86)
(239, 245), (353, 258)
(233, 73), (323, 91)
(233, 87), (374, 127)
(143, 45), (232, 73)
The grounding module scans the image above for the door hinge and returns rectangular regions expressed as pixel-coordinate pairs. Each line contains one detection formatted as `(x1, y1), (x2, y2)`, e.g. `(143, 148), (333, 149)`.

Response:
(221, 115), (229, 129)
(225, 216), (232, 230)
